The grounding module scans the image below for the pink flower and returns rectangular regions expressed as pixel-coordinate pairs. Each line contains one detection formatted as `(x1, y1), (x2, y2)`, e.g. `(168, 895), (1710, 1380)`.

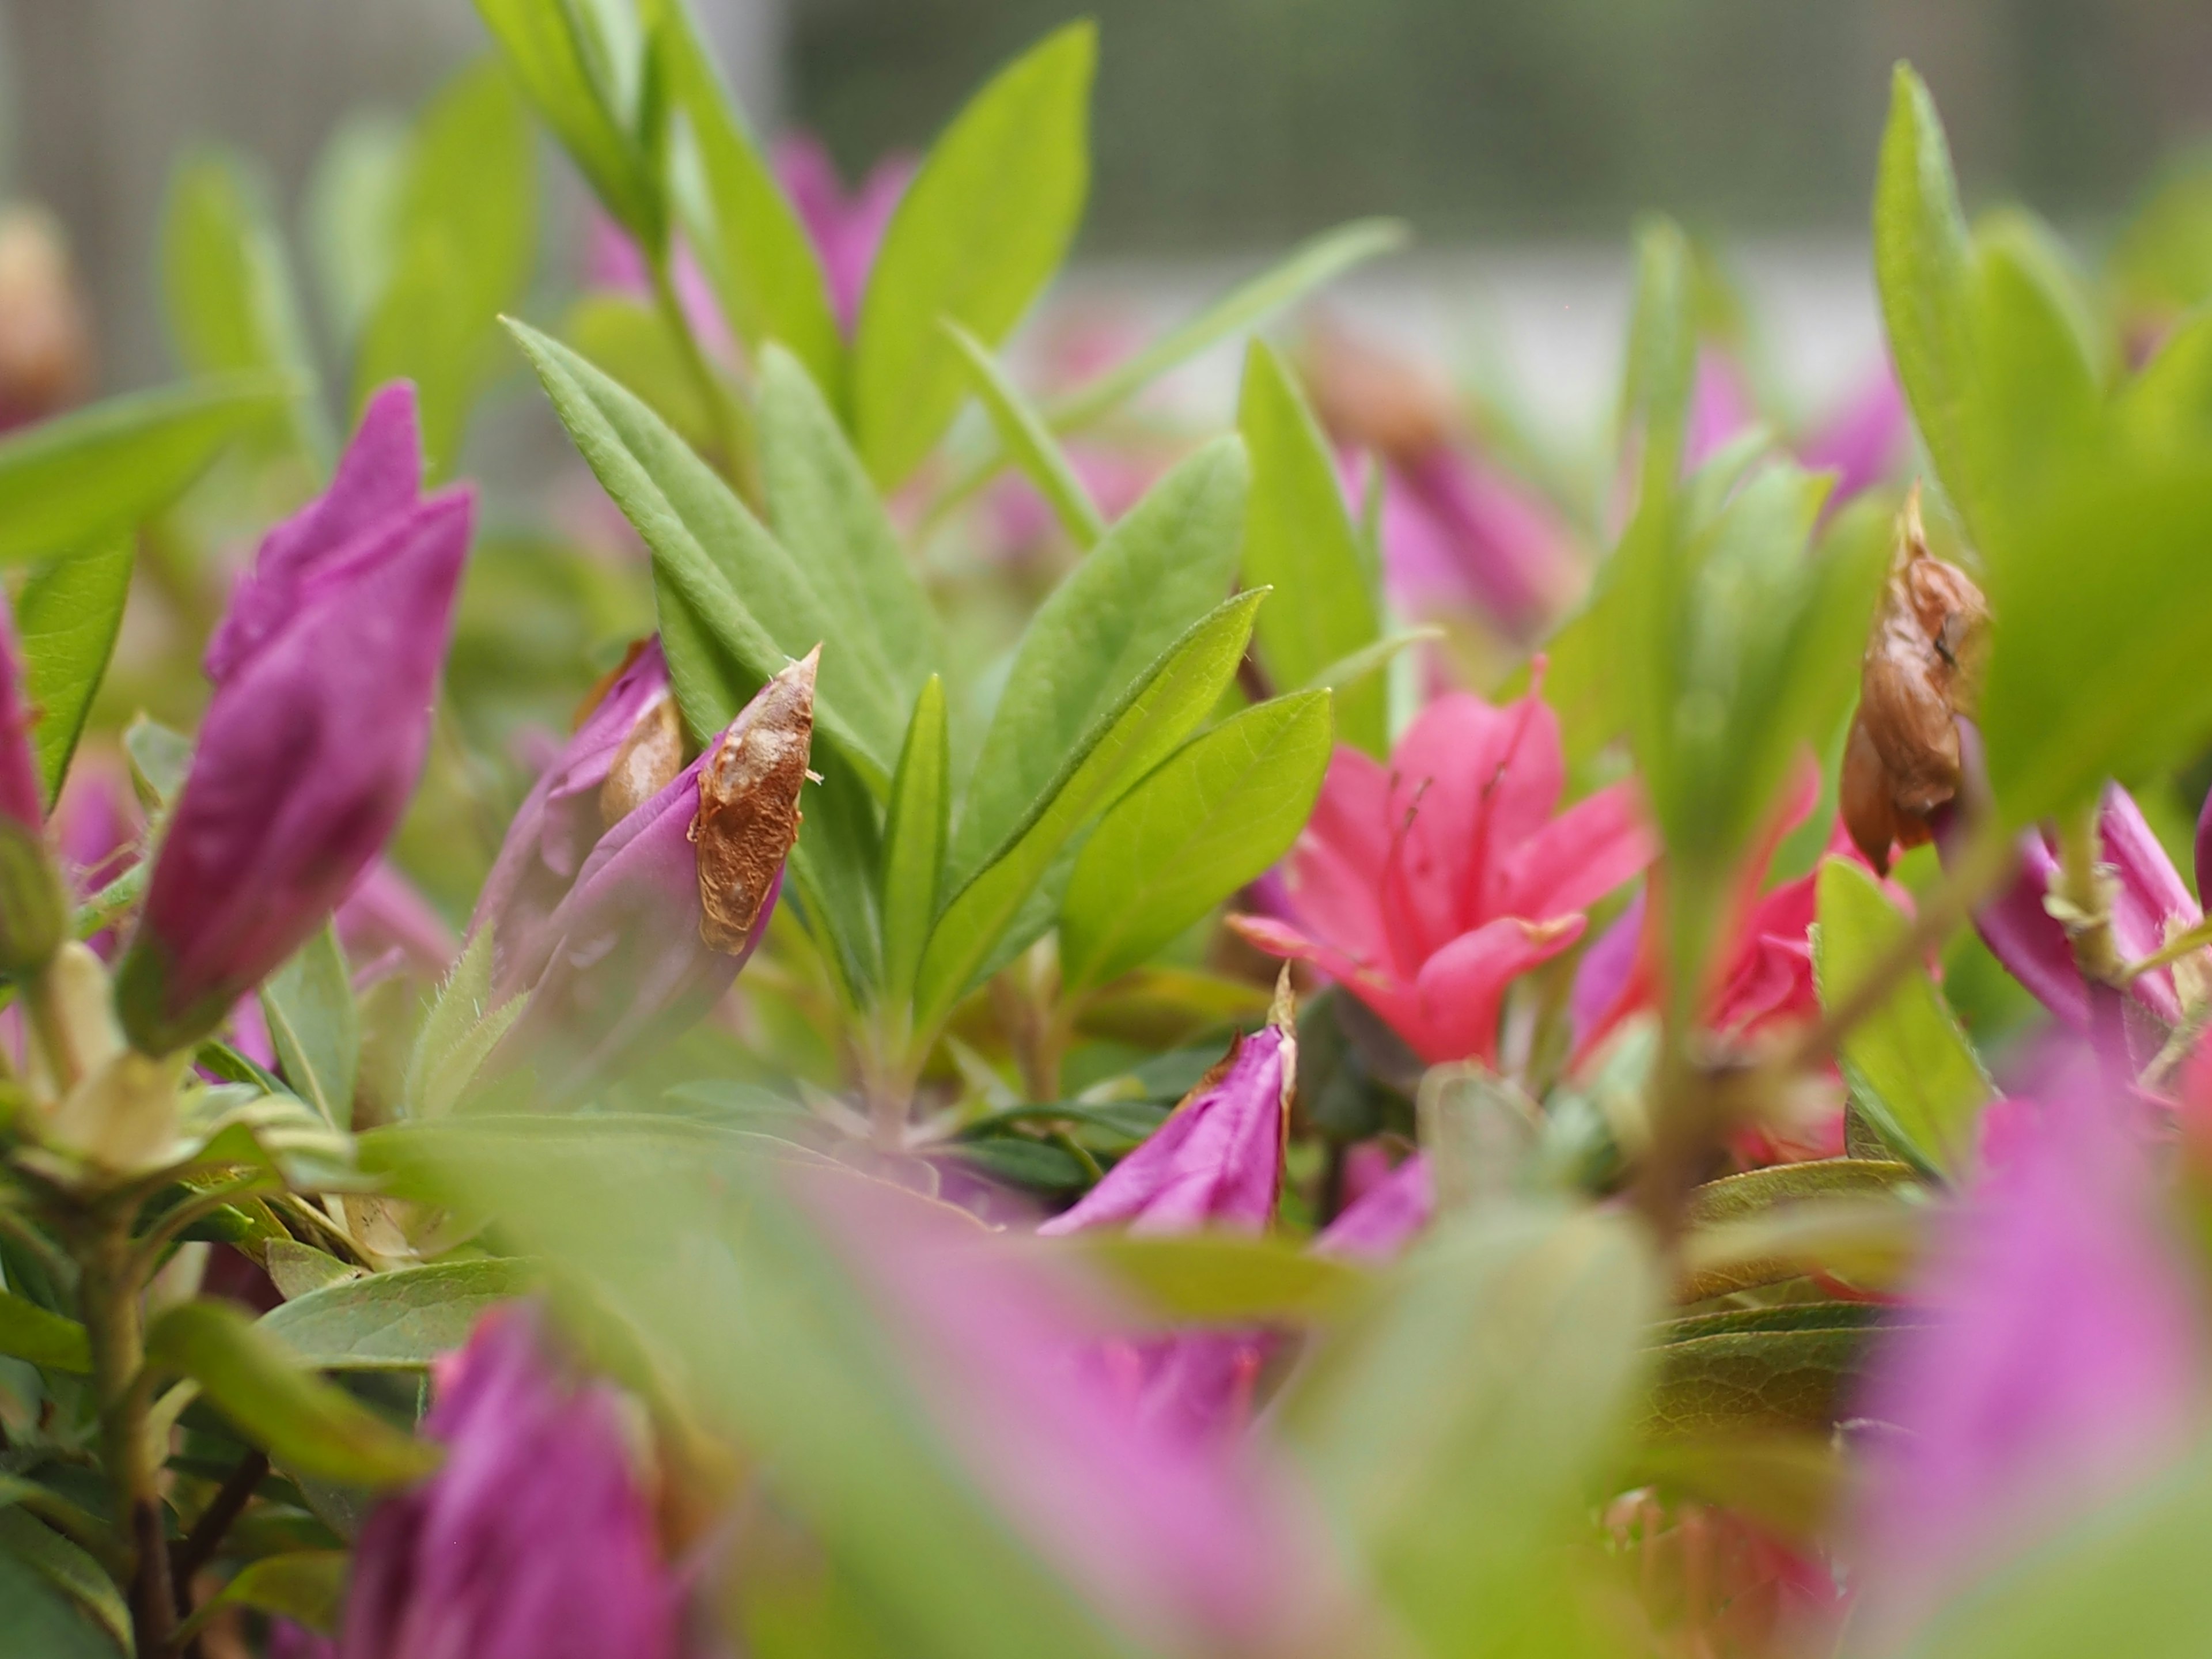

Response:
(772, 135), (914, 330)
(337, 859), (458, 984)
(1234, 677), (1653, 1066)
(0, 598), (65, 975)
(1799, 363), (1909, 503)
(1849, 1085), (2206, 1650)
(340, 1304), (685, 1659)
(0, 597), (40, 832)
(1685, 348), (1759, 471)
(1377, 446), (1582, 639)
(1312, 1153), (1433, 1262)
(113, 385), (472, 1054)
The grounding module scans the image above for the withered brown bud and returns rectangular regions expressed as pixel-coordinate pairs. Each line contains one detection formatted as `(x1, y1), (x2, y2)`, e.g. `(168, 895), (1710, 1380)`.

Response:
(1840, 488), (1992, 873)
(1301, 323), (1458, 460)
(690, 648), (816, 953)
(0, 206), (92, 429)
(599, 692), (684, 829)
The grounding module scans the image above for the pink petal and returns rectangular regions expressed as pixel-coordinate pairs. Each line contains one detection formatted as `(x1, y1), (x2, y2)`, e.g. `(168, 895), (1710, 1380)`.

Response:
(1490, 779), (1654, 921)
(1409, 913), (1585, 1065)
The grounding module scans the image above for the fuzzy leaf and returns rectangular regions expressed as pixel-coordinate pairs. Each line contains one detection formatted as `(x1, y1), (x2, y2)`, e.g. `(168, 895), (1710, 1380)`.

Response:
(260, 925), (361, 1130)
(259, 1259), (539, 1371)
(945, 321), (1103, 546)
(15, 535), (132, 809)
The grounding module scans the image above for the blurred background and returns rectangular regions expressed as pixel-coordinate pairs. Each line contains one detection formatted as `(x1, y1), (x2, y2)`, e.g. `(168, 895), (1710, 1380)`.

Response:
(7, 0), (2211, 441)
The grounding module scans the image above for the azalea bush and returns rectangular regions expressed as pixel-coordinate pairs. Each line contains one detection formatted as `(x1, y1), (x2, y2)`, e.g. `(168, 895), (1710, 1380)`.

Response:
(10, 6), (2212, 1655)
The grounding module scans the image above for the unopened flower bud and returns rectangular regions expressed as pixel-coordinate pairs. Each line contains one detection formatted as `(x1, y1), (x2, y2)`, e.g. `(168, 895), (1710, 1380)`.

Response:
(0, 600), (65, 975)
(1842, 490), (1991, 873)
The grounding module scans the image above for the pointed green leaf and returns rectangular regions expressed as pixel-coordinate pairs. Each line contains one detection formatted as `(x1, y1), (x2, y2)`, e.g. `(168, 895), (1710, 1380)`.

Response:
(852, 23), (1094, 488)
(474, 0), (661, 241)
(0, 1510), (127, 1656)
(1060, 690), (1333, 994)
(1814, 857), (1990, 1178)
(880, 676), (949, 1010)
(788, 743), (885, 1004)
(1238, 341), (1385, 754)
(16, 535), (132, 808)
(944, 321), (1103, 547)
(260, 924), (361, 1130)
(0, 1289), (89, 1373)
(173, 1551), (346, 1648)
(915, 590), (1265, 1031)
(951, 438), (1249, 882)
(1646, 1305), (1886, 1439)
(757, 342), (939, 700)
(655, 0), (843, 397)
(505, 319), (902, 785)
(259, 1259), (539, 1370)
(0, 376), (289, 566)
(144, 1301), (441, 1488)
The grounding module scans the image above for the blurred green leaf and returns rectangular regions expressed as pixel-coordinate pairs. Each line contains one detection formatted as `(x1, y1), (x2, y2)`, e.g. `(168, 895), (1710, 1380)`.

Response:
(16, 534), (132, 809)
(2115, 304), (2212, 450)
(1281, 1206), (1655, 1657)
(506, 319), (902, 785)
(916, 591), (1264, 1032)
(1814, 857), (1990, 1177)
(1060, 690), (1332, 994)
(1873, 63), (1980, 532)
(305, 112), (410, 349)
(0, 1510), (127, 1656)
(355, 58), (539, 479)
(1237, 342), (1385, 755)
(656, 0), (843, 399)
(122, 715), (192, 809)
(561, 292), (722, 452)
(1049, 217), (1409, 433)
(1965, 212), (2102, 521)
(951, 438), (1248, 884)
(2111, 150), (2212, 321)
(852, 23), (1093, 489)
(173, 1551), (346, 1647)
(880, 676), (949, 1012)
(259, 1259), (538, 1370)
(789, 742), (886, 1005)
(260, 924), (361, 1130)
(1628, 1434), (1846, 1543)
(0, 1289), (89, 1373)
(1646, 1303), (1888, 1439)
(945, 321), (1103, 547)
(1618, 214), (1699, 494)
(1056, 1232), (1371, 1324)
(475, 0), (661, 243)
(935, 1137), (1087, 1193)
(144, 1300), (441, 1488)
(0, 376), (289, 567)
(161, 147), (327, 461)
(757, 343), (940, 704)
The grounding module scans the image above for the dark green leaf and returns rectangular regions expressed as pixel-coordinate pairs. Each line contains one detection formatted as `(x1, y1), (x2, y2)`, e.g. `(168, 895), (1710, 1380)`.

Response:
(15, 535), (132, 809)
(145, 1301), (441, 1488)
(789, 743), (885, 1005)
(1237, 342), (1385, 755)
(260, 925), (361, 1130)
(0, 1510), (127, 1656)
(851, 24), (1094, 488)
(1054, 1232), (1371, 1324)
(1060, 691), (1333, 993)
(0, 376), (289, 567)
(0, 1289), (90, 1373)
(880, 676), (949, 1012)
(174, 1551), (346, 1647)
(935, 1137), (1086, 1193)
(1645, 1307), (1888, 1440)
(259, 1259), (538, 1370)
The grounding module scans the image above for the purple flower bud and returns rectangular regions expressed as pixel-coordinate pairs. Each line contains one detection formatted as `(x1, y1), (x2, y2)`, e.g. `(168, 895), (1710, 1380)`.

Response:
(1, 599), (70, 974)
(340, 1304), (684, 1659)
(469, 639), (676, 983)
(491, 654), (815, 1093)
(1312, 1153), (1433, 1262)
(113, 384), (472, 1055)
(2198, 783), (2212, 917)
(338, 859), (459, 984)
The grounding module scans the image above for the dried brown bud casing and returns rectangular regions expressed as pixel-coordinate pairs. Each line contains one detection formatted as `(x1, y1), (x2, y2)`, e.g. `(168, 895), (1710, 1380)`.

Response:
(1840, 491), (1992, 873)
(691, 649), (817, 953)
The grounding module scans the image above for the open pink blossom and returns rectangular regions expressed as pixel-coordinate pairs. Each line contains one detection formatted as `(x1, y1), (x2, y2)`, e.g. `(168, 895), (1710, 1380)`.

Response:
(1234, 675), (1653, 1065)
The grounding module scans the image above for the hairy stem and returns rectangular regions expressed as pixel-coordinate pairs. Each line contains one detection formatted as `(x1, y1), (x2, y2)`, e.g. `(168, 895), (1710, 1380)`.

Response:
(76, 1206), (173, 1655)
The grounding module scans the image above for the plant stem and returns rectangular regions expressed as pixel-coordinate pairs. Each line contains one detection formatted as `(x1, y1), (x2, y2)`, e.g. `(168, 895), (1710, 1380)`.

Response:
(76, 1205), (173, 1656)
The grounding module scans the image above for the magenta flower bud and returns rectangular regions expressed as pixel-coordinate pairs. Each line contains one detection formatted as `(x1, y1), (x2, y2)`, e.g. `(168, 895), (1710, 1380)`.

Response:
(2197, 784), (2212, 916)
(113, 384), (472, 1055)
(340, 1304), (684, 1659)
(491, 654), (815, 1093)
(773, 135), (914, 330)
(1312, 1153), (1434, 1263)
(469, 639), (676, 983)
(1, 599), (68, 975)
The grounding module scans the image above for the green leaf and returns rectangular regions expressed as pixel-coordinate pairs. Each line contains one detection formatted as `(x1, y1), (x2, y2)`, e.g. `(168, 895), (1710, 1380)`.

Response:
(1060, 691), (1333, 993)
(354, 58), (539, 479)
(1237, 342), (1386, 755)
(161, 148), (327, 461)
(656, 0), (843, 398)
(0, 1511), (127, 1656)
(260, 925), (361, 1130)
(403, 928), (524, 1118)
(788, 743), (886, 1005)
(505, 319), (902, 783)
(1054, 1232), (1370, 1325)
(122, 714), (194, 808)
(944, 322), (1103, 547)
(1645, 1304), (1886, 1440)
(259, 1259), (538, 1370)
(915, 590), (1265, 1032)
(474, 0), (660, 242)
(757, 343), (940, 702)
(1048, 217), (1409, 433)
(0, 376), (289, 566)
(950, 438), (1249, 882)
(173, 1551), (346, 1648)
(880, 676), (950, 1011)
(1965, 212), (2103, 525)
(1872, 63), (1980, 532)
(0, 1289), (90, 1373)
(15, 535), (132, 809)
(1279, 1206), (1656, 1657)
(851, 23), (1094, 489)
(561, 292), (722, 452)
(1813, 857), (1990, 1177)
(304, 113), (410, 349)
(1618, 214), (1699, 496)
(144, 1301), (441, 1488)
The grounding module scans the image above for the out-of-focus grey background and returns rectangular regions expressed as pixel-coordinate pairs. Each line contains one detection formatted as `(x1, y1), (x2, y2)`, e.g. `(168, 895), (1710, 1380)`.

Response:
(5, 0), (2209, 431)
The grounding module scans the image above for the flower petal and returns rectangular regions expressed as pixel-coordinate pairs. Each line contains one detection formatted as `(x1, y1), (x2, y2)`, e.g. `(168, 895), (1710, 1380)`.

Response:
(1409, 912), (1585, 1065)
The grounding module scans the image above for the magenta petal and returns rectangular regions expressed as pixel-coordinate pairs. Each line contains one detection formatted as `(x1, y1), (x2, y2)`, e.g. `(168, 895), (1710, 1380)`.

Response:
(0, 599), (41, 829)
(1851, 1085), (2207, 1648)
(1798, 362), (1907, 503)
(1313, 1153), (1434, 1262)
(1384, 447), (1573, 638)
(337, 859), (457, 980)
